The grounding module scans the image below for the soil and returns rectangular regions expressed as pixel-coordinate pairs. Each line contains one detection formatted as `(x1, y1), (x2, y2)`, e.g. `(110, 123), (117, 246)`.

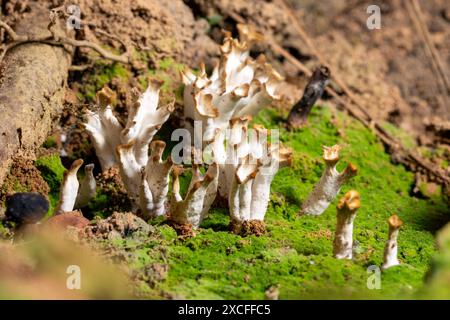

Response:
(188, 0), (449, 146)
(303, 0), (450, 145)
(73, 0), (219, 67)
(1, 0), (449, 300)
(84, 211), (155, 240)
(45, 210), (90, 230)
(0, 157), (50, 203)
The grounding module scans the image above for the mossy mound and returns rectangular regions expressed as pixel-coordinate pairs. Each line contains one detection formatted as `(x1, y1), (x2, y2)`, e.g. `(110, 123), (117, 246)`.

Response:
(45, 55), (450, 298)
(34, 154), (66, 215)
(94, 105), (448, 299)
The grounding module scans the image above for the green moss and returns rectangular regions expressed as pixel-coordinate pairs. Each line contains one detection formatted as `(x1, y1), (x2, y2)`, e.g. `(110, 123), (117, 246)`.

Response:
(417, 223), (450, 299)
(117, 105), (448, 299)
(35, 154), (66, 216)
(43, 136), (57, 149)
(134, 57), (186, 108)
(380, 121), (417, 150)
(418, 181), (442, 199)
(83, 62), (131, 101)
(207, 14), (223, 27)
(35, 154), (65, 193)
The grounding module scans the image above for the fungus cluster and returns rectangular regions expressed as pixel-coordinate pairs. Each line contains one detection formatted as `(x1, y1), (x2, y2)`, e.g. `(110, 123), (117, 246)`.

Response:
(79, 27), (291, 235)
(84, 82), (175, 218)
(301, 148), (404, 267)
(223, 121), (292, 234)
(170, 163), (219, 230)
(181, 23), (283, 149)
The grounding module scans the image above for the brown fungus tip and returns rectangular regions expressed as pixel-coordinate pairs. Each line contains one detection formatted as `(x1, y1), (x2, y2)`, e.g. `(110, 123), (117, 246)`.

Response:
(97, 86), (115, 107)
(388, 214), (403, 229)
(337, 190), (361, 211)
(70, 159), (84, 171)
(323, 145), (342, 162)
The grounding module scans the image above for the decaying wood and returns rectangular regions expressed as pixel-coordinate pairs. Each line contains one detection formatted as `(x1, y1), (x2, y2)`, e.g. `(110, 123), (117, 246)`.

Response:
(0, 2), (72, 184)
(287, 65), (330, 128)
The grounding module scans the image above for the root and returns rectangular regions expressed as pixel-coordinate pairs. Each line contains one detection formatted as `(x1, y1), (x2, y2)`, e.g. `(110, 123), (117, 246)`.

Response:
(229, 220), (266, 237)
(0, 6), (131, 65)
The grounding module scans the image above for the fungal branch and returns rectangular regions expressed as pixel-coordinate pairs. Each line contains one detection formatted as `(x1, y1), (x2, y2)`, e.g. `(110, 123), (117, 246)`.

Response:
(300, 145), (357, 216)
(138, 141), (174, 218)
(170, 163), (219, 232)
(56, 159), (97, 214)
(333, 190), (360, 259)
(382, 214), (403, 270)
(85, 82), (174, 172)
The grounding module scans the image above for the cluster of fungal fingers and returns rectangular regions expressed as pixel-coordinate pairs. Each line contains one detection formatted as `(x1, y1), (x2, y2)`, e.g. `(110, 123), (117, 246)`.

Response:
(175, 25), (293, 235)
(300, 144), (357, 216)
(84, 81), (175, 218)
(181, 23), (283, 144)
(219, 119), (292, 235)
(77, 26), (293, 237)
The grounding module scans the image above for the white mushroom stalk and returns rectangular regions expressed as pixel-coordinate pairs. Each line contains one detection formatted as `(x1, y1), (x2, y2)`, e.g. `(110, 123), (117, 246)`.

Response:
(75, 164), (96, 208)
(212, 116), (252, 199)
(300, 145), (357, 216)
(84, 81), (174, 172)
(181, 24), (283, 144)
(382, 214), (403, 270)
(56, 159), (97, 214)
(333, 190), (361, 259)
(116, 140), (173, 219)
(170, 163), (219, 230)
(228, 155), (261, 228)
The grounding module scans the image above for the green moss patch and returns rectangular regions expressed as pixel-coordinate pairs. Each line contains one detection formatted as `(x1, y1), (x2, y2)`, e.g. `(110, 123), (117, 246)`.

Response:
(35, 154), (66, 215)
(124, 105), (448, 299)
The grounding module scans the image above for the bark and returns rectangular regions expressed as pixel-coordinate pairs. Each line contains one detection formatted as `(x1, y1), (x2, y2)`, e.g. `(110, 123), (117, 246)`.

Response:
(0, 1), (72, 185)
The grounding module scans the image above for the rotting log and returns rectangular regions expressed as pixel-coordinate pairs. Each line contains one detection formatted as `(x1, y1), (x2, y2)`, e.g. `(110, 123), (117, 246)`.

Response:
(0, 2), (72, 185)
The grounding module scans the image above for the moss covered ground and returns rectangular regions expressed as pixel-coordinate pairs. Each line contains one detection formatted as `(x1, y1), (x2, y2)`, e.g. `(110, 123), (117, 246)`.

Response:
(33, 95), (449, 299)
(141, 106), (448, 299)
(21, 55), (446, 299)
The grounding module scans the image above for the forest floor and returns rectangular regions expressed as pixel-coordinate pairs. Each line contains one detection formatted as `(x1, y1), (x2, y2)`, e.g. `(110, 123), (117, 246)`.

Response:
(0, 0), (449, 299)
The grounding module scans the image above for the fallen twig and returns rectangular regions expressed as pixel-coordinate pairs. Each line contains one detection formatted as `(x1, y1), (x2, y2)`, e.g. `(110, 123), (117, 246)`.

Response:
(0, 11), (130, 64)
